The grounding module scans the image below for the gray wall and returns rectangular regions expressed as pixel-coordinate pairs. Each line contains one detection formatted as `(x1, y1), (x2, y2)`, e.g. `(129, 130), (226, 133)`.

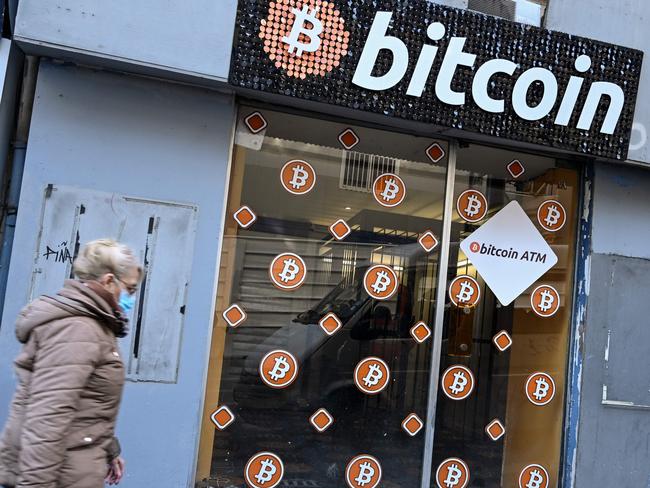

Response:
(546, 0), (649, 164)
(0, 62), (235, 487)
(14, 0), (237, 83)
(573, 163), (650, 487)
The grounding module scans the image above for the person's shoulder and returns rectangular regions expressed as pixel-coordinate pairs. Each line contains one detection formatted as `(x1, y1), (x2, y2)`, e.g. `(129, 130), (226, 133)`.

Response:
(41, 315), (113, 345)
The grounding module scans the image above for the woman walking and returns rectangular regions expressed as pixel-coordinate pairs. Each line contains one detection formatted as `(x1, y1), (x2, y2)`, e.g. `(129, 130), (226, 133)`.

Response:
(0, 239), (142, 488)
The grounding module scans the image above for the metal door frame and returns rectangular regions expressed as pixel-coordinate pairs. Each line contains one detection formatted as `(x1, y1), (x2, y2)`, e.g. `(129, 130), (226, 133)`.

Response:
(419, 140), (458, 488)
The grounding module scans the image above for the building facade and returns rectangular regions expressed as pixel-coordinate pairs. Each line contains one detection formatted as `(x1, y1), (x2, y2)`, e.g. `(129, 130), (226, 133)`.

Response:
(0, 1), (648, 487)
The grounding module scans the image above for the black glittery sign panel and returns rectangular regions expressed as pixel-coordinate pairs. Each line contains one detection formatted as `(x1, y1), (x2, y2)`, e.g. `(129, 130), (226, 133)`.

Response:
(230, 0), (644, 160)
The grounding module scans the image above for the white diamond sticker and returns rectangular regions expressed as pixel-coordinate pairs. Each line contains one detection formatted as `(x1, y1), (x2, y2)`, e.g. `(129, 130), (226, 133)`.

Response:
(460, 201), (558, 306)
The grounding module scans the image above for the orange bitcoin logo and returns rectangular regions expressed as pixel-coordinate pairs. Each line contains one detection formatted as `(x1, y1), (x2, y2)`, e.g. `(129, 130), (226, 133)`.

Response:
(435, 458), (470, 488)
(525, 372), (555, 406)
(259, 0), (350, 79)
(449, 276), (481, 308)
(280, 160), (316, 195)
(372, 173), (406, 208)
(537, 199), (566, 232)
(518, 464), (549, 488)
(457, 189), (488, 222)
(245, 452), (284, 488)
(346, 454), (382, 488)
(441, 365), (475, 401)
(363, 264), (398, 300)
(530, 284), (560, 317)
(354, 357), (390, 395)
(259, 350), (299, 389)
(269, 253), (307, 290)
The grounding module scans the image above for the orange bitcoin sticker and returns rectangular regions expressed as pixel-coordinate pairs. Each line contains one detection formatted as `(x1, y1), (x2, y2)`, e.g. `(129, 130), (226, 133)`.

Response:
(363, 264), (398, 300)
(530, 284), (560, 317)
(401, 413), (424, 436)
(435, 458), (470, 488)
(259, 350), (299, 389)
(329, 219), (352, 240)
(245, 452), (284, 488)
(309, 408), (334, 433)
(244, 112), (268, 134)
(210, 405), (235, 431)
(280, 160), (316, 195)
(518, 464), (550, 488)
(372, 173), (406, 208)
(346, 454), (382, 488)
(492, 330), (513, 352)
(537, 199), (567, 232)
(507, 159), (525, 178)
(354, 357), (390, 395)
(456, 189), (488, 222)
(410, 321), (432, 343)
(319, 312), (342, 336)
(485, 419), (505, 441)
(441, 365), (475, 401)
(418, 231), (439, 252)
(525, 372), (556, 406)
(222, 304), (247, 328)
(339, 128), (359, 150)
(269, 253), (307, 290)
(426, 142), (446, 163)
(449, 275), (481, 308)
(233, 205), (257, 229)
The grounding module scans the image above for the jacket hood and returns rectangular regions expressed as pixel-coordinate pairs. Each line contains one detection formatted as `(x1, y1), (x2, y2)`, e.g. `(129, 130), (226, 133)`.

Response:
(15, 280), (129, 343)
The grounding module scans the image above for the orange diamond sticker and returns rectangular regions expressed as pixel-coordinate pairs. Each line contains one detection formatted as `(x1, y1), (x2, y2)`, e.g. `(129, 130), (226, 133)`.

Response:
(310, 408), (334, 433)
(418, 231), (439, 253)
(244, 112), (267, 134)
(338, 128), (359, 150)
(223, 304), (247, 328)
(329, 219), (351, 240)
(402, 413), (424, 436)
(493, 330), (512, 352)
(233, 205), (257, 229)
(426, 143), (445, 163)
(211, 405), (235, 430)
(485, 419), (505, 441)
(410, 321), (432, 344)
(507, 159), (525, 178)
(319, 312), (342, 336)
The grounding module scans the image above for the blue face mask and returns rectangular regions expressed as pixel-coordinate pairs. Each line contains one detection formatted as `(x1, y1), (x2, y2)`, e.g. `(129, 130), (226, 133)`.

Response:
(119, 290), (136, 313)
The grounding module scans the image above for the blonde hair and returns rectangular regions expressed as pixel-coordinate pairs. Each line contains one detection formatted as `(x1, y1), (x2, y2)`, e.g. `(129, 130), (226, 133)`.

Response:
(72, 239), (143, 281)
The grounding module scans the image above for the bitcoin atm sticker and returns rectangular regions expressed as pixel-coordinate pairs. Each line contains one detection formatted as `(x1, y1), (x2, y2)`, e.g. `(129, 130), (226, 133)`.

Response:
(456, 189), (488, 223)
(346, 454), (382, 488)
(269, 253), (307, 290)
(525, 372), (556, 406)
(245, 452), (284, 488)
(435, 458), (470, 488)
(530, 285), (560, 317)
(280, 160), (316, 195)
(441, 365), (475, 400)
(448, 275), (481, 308)
(363, 264), (399, 300)
(537, 199), (567, 232)
(372, 173), (406, 208)
(354, 357), (390, 395)
(518, 464), (550, 488)
(259, 350), (299, 389)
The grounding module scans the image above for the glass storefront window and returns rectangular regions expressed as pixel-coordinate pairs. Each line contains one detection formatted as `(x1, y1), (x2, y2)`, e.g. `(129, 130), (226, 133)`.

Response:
(196, 107), (580, 488)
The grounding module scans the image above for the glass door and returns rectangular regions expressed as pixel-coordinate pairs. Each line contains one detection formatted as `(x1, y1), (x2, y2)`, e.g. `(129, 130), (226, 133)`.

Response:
(197, 107), (450, 487)
(196, 107), (581, 488)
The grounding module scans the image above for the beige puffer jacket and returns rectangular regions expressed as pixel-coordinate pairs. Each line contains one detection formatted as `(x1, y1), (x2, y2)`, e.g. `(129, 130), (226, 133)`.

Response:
(0, 280), (127, 488)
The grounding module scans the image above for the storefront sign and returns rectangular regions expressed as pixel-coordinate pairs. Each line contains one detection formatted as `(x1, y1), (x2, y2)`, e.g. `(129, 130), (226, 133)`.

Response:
(459, 201), (557, 305)
(230, 0), (643, 160)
